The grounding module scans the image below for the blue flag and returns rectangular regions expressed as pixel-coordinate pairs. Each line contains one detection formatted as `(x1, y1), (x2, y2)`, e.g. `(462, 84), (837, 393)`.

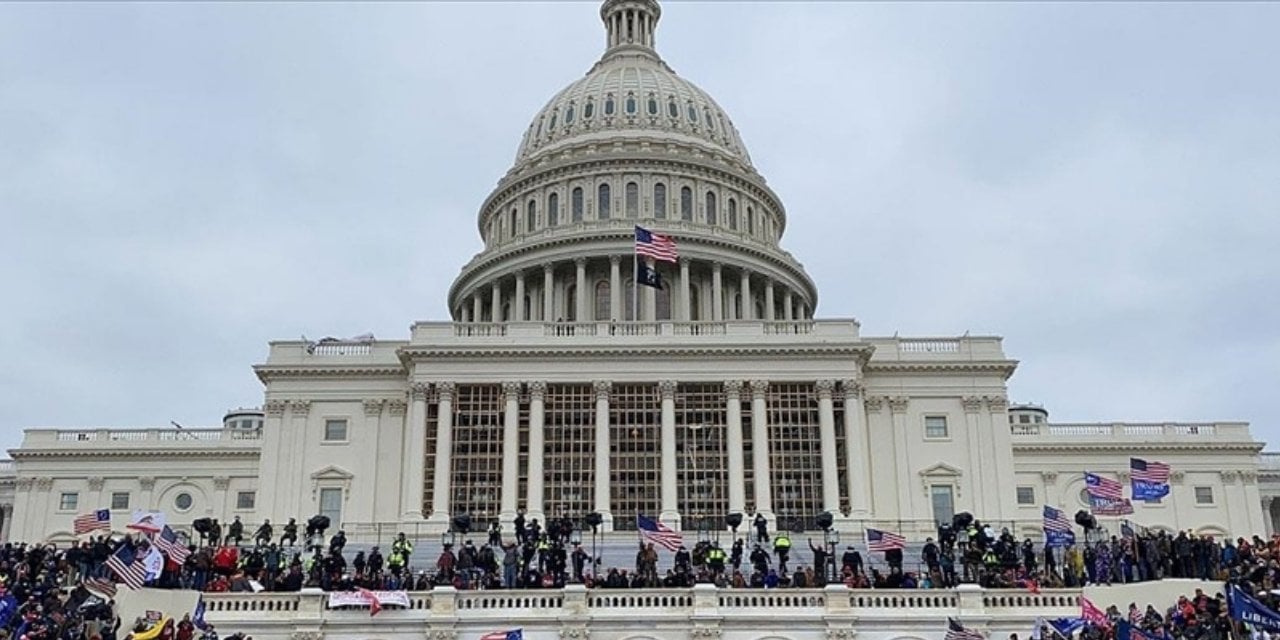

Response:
(1131, 480), (1170, 502)
(0, 593), (19, 628)
(1229, 584), (1280, 632)
(1117, 621), (1171, 640)
(1048, 618), (1085, 638)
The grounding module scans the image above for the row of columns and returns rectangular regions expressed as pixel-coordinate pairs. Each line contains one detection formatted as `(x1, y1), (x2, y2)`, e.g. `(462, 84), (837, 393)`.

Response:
(458, 257), (809, 324)
(407, 378), (870, 530)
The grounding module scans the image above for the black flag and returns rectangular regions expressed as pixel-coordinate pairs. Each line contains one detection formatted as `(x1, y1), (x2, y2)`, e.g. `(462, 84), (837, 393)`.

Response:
(636, 263), (665, 289)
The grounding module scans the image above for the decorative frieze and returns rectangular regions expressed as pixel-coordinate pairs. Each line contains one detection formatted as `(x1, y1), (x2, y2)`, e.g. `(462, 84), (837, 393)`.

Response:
(87, 476), (105, 491)
(264, 400), (288, 417)
(815, 379), (835, 399)
(593, 380), (612, 400)
(560, 627), (590, 640)
(749, 380), (769, 398)
(15, 478), (33, 491)
(35, 477), (53, 491)
(289, 400), (311, 416)
(502, 381), (522, 399)
(864, 396), (885, 413)
(985, 396), (1009, 412)
(139, 476), (156, 491)
(724, 380), (743, 401)
(1170, 470), (1185, 484)
(437, 382), (457, 402)
(659, 380), (677, 400)
(410, 383), (430, 402)
(363, 399), (384, 417)
(889, 396), (909, 414)
(840, 379), (864, 399)
(528, 381), (547, 400)
(213, 476), (231, 491)
(962, 396), (984, 414)
(826, 629), (857, 640)
(386, 400), (408, 417)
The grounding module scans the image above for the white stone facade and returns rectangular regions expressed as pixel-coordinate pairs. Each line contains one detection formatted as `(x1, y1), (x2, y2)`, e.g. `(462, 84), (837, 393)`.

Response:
(0, 0), (1269, 545)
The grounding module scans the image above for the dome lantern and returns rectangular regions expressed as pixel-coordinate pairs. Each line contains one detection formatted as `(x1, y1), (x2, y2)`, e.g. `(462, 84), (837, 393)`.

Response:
(601, 0), (662, 55)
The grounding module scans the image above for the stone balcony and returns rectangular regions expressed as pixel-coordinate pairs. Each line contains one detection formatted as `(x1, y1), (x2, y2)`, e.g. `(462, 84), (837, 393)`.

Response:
(15, 428), (262, 452)
(1009, 421), (1253, 442)
(202, 584), (1081, 640)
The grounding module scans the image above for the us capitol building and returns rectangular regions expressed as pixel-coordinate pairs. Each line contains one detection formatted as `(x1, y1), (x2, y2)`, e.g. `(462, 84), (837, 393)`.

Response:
(2, 0), (1275, 551)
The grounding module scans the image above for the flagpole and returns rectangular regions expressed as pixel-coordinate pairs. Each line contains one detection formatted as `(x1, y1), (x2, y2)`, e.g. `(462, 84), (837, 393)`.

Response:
(632, 251), (639, 322)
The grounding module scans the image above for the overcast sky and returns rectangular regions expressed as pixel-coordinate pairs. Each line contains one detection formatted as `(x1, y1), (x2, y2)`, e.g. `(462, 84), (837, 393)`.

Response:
(1, 1), (1277, 455)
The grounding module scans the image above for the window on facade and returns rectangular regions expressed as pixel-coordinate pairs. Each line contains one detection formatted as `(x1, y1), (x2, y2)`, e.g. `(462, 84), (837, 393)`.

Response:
(766, 383), (824, 523)
(689, 285), (701, 321)
(668, 100), (679, 118)
(1015, 486), (1035, 505)
(566, 284), (577, 322)
(728, 198), (738, 230)
(548, 192), (559, 227)
(324, 419), (348, 442)
(527, 201), (537, 232)
(1195, 487), (1214, 505)
(174, 492), (193, 511)
(654, 183), (667, 219)
(111, 491), (130, 510)
(572, 188), (584, 222)
(549, 110), (557, 129)
(705, 192), (717, 225)
(595, 281), (611, 320)
(448, 384), (505, 523)
(597, 184), (611, 219)
(236, 491), (256, 510)
(509, 208), (517, 238)
(648, 96), (658, 115)
(583, 100), (594, 119)
(930, 485), (955, 526)
(924, 416), (949, 439)
(688, 104), (699, 123)
(610, 384), (663, 527)
(1020, 414), (1031, 424)
(543, 384), (596, 518)
(625, 95), (636, 114)
(604, 96), (615, 116)
(675, 384), (730, 529)
(59, 492), (79, 511)
(680, 187), (693, 221)
(319, 487), (343, 527)
(626, 182), (639, 218)
(747, 207), (755, 235)
(705, 108), (716, 131)
(565, 104), (575, 124)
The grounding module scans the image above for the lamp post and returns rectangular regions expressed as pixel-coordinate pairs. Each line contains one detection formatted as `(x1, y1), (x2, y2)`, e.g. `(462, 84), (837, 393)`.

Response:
(823, 526), (840, 584)
(441, 529), (456, 549)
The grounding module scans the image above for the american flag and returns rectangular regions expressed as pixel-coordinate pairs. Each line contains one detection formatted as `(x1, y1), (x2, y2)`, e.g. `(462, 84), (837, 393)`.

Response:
(946, 618), (985, 640)
(480, 630), (523, 640)
(636, 515), (683, 552)
(1084, 472), (1124, 500)
(105, 544), (147, 590)
(1081, 596), (1110, 628)
(634, 225), (678, 263)
(155, 525), (191, 564)
(1042, 505), (1072, 532)
(865, 528), (906, 552)
(73, 509), (111, 535)
(83, 577), (118, 598)
(1130, 458), (1170, 484)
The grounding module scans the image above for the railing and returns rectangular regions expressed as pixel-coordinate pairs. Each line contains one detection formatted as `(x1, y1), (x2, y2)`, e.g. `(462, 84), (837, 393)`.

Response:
(455, 323), (508, 338)
(762, 320), (814, 334)
(0, 460), (13, 472)
(1261, 453), (1280, 472)
(417, 319), (862, 341)
(310, 343), (372, 355)
(41, 428), (260, 445)
(898, 339), (962, 353)
(1011, 423), (1225, 438)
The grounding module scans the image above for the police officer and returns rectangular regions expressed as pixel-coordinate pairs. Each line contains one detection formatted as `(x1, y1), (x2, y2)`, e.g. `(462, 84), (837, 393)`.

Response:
(773, 530), (792, 573)
(707, 543), (727, 576)
(281, 518), (299, 547)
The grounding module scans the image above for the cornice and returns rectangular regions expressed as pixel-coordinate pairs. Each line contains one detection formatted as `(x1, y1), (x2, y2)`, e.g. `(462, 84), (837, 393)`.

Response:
(1012, 442), (1264, 454)
(10, 449), (261, 460)
(865, 361), (1019, 380)
(254, 365), (408, 383)
(399, 343), (872, 362)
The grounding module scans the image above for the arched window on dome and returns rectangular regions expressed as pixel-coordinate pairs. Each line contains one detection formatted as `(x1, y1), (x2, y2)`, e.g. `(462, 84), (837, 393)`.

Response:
(680, 187), (693, 221)
(523, 295), (532, 321)
(733, 293), (742, 321)
(547, 193), (558, 227)
(705, 108), (716, 132)
(747, 206), (755, 236)
(626, 182), (639, 218)
(604, 95), (615, 116)
(705, 192), (717, 226)
(647, 95), (659, 116)
(595, 280), (611, 321)
(572, 188), (584, 222)
(625, 94), (637, 115)
(535, 117), (544, 137)
(597, 183), (611, 219)
(510, 207), (519, 237)
(565, 284), (576, 322)
(549, 109), (558, 130)
(565, 103), (575, 124)
(688, 104), (699, 124)
(584, 99), (595, 120)
(668, 99), (679, 119)
(653, 183), (667, 219)
(526, 200), (536, 234)
(689, 284), (701, 321)
(728, 198), (738, 230)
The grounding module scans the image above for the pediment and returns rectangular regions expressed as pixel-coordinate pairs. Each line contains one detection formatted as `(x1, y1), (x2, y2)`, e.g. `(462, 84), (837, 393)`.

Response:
(310, 465), (355, 481)
(918, 462), (963, 478)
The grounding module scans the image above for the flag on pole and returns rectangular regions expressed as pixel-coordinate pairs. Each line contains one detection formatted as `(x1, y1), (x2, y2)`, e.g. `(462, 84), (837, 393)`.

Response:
(636, 515), (683, 551)
(945, 618), (985, 640)
(358, 588), (383, 617)
(1090, 495), (1134, 516)
(1080, 597), (1109, 628)
(1130, 458), (1171, 501)
(480, 629), (524, 640)
(155, 525), (191, 564)
(125, 509), (166, 534)
(141, 545), (164, 582)
(636, 263), (665, 289)
(73, 509), (111, 535)
(1084, 472), (1124, 500)
(105, 544), (147, 590)
(634, 226), (678, 263)
(83, 577), (118, 599)
(865, 528), (906, 552)
(1047, 618), (1085, 638)
(1228, 583), (1280, 632)
(1042, 505), (1075, 547)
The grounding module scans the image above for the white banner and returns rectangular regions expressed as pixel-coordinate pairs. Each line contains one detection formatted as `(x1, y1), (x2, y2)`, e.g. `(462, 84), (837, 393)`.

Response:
(327, 590), (410, 610)
(127, 510), (166, 534)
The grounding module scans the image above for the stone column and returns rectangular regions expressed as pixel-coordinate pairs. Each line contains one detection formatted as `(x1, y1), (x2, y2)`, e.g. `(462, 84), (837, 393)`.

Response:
(962, 396), (987, 515)
(749, 380), (774, 523)
(575, 258), (587, 322)
(491, 280), (502, 322)
(543, 264), (555, 322)
(784, 291), (794, 321)
(764, 280), (776, 321)
(460, 303), (471, 323)
(816, 380), (840, 515)
(889, 397), (913, 521)
(739, 270), (752, 320)
(841, 379), (871, 517)
(401, 384), (429, 519)
(725, 381), (747, 517)
(679, 260), (692, 321)
(609, 256), (622, 321)
(593, 381), (613, 529)
(287, 400), (310, 518)
(472, 293), (483, 323)
(500, 382), (522, 525)
(711, 263), (724, 321)
(514, 271), (526, 321)
(430, 382), (456, 521)
(643, 259), (657, 321)
(1264, 496), (1276, 537)
(0, 504), (12, 543)
(659, 380), (679, 526)
(526, 382), (547, 522)
(985, 396), (1014, 520)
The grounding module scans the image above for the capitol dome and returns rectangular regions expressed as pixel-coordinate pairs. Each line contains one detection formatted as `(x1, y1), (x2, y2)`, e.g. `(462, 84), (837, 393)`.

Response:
(448, 0), (818, 326)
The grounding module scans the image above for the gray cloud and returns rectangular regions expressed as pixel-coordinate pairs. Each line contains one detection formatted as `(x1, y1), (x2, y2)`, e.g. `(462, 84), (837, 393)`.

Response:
(1, 2), (1277, 451)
